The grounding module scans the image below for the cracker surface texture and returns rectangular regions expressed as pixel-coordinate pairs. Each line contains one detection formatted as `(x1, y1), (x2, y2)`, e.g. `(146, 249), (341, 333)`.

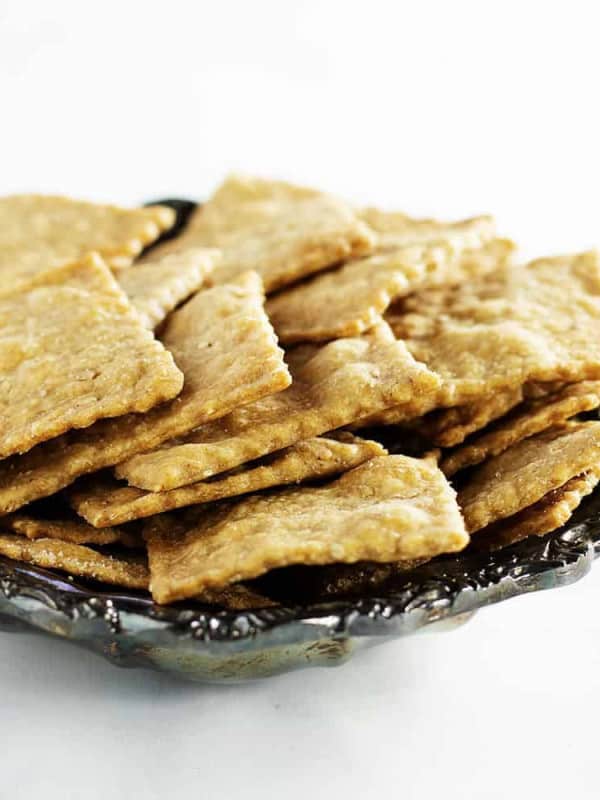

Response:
(2, 513), (140, 547)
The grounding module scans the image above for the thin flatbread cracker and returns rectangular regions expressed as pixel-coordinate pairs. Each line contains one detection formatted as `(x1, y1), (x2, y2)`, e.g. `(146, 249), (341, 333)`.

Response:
(116, 322), (440, 491)
(267, 237), (513, 345)
(442, 381), (600, 477)
(0, 533), (149, 589)
(0, 194), (175, 290)
(70, 434), (386, 527)
(119, 247), (219, 329)
(148, 175), (375, 292)
(195, 585), (279, 610)
(458, 422), (600, 532)
(2, 513), (141, 548)
(0, 271), (290, 513)
(0, 254), (184, 459)
(386, 251), (600, 406)
(472, 470), (600, 552)
(144, 454), (468, 603)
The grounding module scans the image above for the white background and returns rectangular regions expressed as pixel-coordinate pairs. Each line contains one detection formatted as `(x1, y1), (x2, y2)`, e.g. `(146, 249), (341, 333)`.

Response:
(1, 1), (600, 797)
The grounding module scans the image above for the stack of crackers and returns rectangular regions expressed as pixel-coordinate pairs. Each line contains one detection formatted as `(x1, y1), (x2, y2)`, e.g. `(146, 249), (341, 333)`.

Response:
(2, 178), (600, 610)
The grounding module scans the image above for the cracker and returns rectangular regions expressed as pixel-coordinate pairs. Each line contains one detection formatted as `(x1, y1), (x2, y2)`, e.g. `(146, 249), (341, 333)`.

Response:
(0, 254), (184, 459)
(70, 434), (386, 527)
(2, 513), (141, 548)
(119, 247), (219, 329)
(0, 271), (290, 513)
(116, 322), (440, 491)
(442, 381), (600, 477)
(386, 251), (600, 406)
(0, 194), (175, 290)
(458, 421), (600, 532)
(0, 533), (149, 589)
(144, 454), (468, 603)
(472, 470), (600, 552)
(149, 175), (375, 292)
(194, 585), (279, 610)
(267, 238), (513, 344)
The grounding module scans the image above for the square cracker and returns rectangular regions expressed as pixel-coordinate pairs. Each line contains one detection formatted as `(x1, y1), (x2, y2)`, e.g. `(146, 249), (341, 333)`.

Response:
(0, 533), (149, 589)
(458, 421), (600, 532)
(472, 469), (600, 552)
(2, 513), (141, 548)
(0, 254), (184, 459)
(386, 251), (600, 407)
(0, 194), (175, 290)
(119, 247), (219, 329)
(442, 381), (600, 477)
(148, 174), (375, 292)
(267, 236), (513, 345)
(70, 433), (386, 527)
(115, 322), (440, 492)
(144, 454), (468, 603)
(0, 271), (290, 514)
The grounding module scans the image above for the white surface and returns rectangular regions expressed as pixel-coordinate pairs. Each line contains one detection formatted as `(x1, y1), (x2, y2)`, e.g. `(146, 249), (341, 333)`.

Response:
(1, 1), (600, 797)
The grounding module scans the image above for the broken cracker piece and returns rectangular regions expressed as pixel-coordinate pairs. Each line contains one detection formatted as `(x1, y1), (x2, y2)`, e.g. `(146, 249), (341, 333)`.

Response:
(148, 174), (375, 292)
(70, 433), (386, 527)
(0, 253), (183, 459)
(442, 381), (600, 477)
(194, 584), (279, 610)
(0, 194), (174, 290)
(144, 454), (468, 603)
(0, 271), (290, 514)
(0, 533), (149, 589)
(116, 322), (440, 492)
(458, 421), (600, 532)
(119, 247), (219, 329)
(2, 513), (141, 548)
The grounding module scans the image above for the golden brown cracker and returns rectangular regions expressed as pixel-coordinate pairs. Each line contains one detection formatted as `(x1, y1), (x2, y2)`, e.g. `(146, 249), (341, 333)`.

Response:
(0, 533), (149, 589)
(442, 381), (600, 477)
(0, 194), (175, 290)
(0, 254), (184, 459)
(70, 434), (386, 527)
(119, 247), (218, 329)
(0, 271), (290, 513)
(144, 454), (468, 603)
(116, 322), (440, 491)
(472, 470), (600, 552)
(149, 175), (375, 292)
(386, 251), (600, 406)
(458, 422), (600, 533)
(1, 513), (141, 548)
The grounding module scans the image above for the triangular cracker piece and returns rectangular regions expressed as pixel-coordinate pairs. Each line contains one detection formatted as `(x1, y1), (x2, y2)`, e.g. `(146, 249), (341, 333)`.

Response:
(442, 381), (600, 477)
(69, 434), (386, 527)
(0, 533), (149, 589)
(144, 454), (468, 603)
(0, 194), (175, 290)
(386, 251), (600, 406)
(116, 322), (440, 491)
(458, 421), (600, 533)
(0, 254), (184, 459)
(0, 271), (290, 513)
(148, 175), (375, 292)
(2, 512), (141, 548)
(119, 247), (219, 329)
(472, 470), (600, 552)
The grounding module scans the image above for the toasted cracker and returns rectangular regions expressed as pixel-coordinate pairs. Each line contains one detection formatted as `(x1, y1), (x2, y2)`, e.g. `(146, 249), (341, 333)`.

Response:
(116, 322), (440, 491)
(2, 513), (141, 548)
(0, 271), (290, 513)
(472, 470), (600, 552)
(149, 175), (375, 292)
(386, 251), (600, 406)
(442, 381), (600, 477)
(194, 585), (279, 610)
(70, 434), (386, 527)
(0, 194), (174, 290)
(144, 454), (468, 603)
(0, 533), (149, 589)
(267, 237), (513, 344)
(458, 421), (600, 532)
(0, 254), (184, 459)
(119, 247), (219, 329)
